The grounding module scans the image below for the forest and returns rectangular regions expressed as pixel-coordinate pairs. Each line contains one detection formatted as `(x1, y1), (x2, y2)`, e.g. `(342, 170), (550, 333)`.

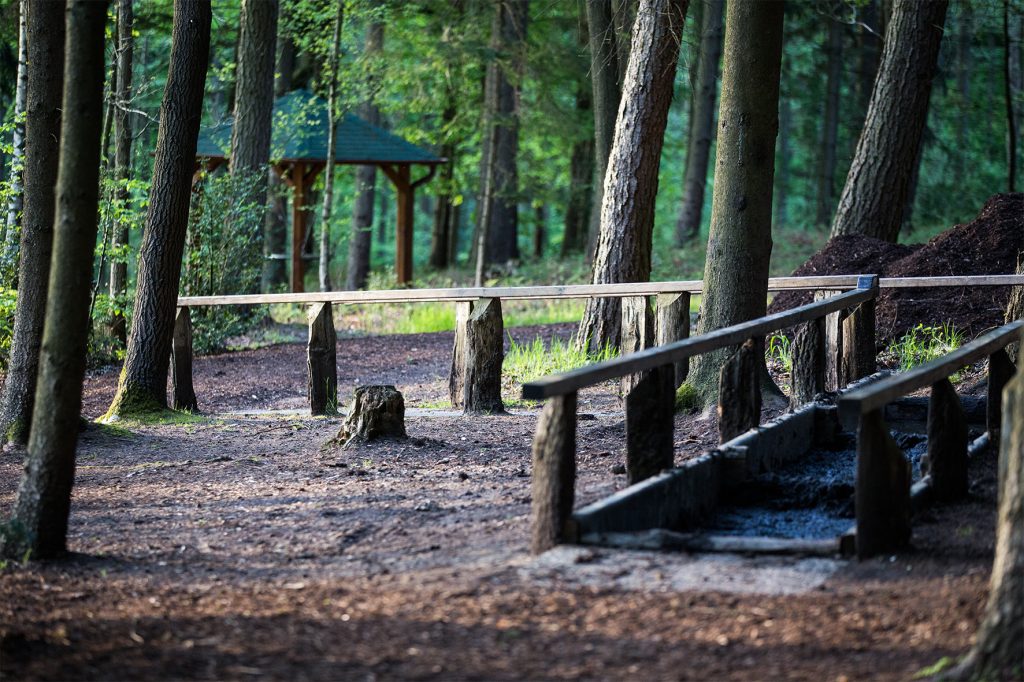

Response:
(0, 0), (1023, 679)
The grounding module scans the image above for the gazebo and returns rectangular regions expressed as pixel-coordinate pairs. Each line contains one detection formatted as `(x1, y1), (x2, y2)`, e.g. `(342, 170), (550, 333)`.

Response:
(196, 90), (446, 291)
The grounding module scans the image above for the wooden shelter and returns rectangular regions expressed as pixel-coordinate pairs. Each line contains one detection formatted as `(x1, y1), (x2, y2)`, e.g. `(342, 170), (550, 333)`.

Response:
(196, 90), (445, 291)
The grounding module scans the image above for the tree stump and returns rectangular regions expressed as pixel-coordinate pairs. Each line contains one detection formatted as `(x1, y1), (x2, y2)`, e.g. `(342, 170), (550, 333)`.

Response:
(171, 306), (198, 412)
(815, 290), (845, 391)
(620, 295), (654, 396)
(531, 392), (577, 554)
(448, 300), (473, 408)
(463, 297), (504, 414)
(307, 302), (337, 416)
(718, 338), (761, 443)
(655, 292), (690, 387)
(925, 378), (968, 502)
(337, 385), (407, 447)
(790, 318), (825, 409)
(840, 298), (876, 385)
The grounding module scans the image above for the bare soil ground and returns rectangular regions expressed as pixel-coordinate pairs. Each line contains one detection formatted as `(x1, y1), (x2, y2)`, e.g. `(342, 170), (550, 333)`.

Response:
(0, 323), (1003, 680)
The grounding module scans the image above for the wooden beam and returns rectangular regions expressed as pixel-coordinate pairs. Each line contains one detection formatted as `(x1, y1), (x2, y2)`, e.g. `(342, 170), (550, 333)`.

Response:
(855, 409), (911, 559)
(625, 364), (674, 484)
(987, 348), (1015, 438)
(925, 378), (968, 502)
(531, 392), (577, 554)
(462, 297), (504, 414)
(620, 295), (653, 396)
(171, 307), (198, 412)
(291, 160), (307, 293)
(448, 300), (473, 408)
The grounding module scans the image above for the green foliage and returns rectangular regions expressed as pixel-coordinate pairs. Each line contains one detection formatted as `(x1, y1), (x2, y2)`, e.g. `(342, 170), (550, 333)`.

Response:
(883, 322), (965, 373)
(0, 284), (15, 370)
(0, 110), (21, 287)
(766, 333), (793, 373)
(911, 656), (955, 679)
(674, 383), (701, 413)
(502, 335), (616, 389)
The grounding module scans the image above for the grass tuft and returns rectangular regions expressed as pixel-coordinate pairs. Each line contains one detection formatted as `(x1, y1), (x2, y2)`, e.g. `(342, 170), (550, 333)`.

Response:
(882, 322), (964, 373)
(502, 335), (617, 388)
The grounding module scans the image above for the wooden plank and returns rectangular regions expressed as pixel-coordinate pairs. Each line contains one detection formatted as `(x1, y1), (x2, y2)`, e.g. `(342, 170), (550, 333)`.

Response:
(839, 320), (1024, 421)
(815, 289), (845, 392)
(463, 297), (504, 414)
(620, 295), (654, 396)
(655, 292), (690, 386)
(840, 296), (876, 386)
(522, 287), (876, 400)
(171, 306), (198, 412)
(878, 274), (1024, 288)
(625, 364), (674, 484)
(530, 392), (577, 554)
(925, 378), (968, 502)
(448, 300), (473, 408)
(987, 348), (1015, 437)
(307, 302), (338, 416)
(855, 409), (911, 559)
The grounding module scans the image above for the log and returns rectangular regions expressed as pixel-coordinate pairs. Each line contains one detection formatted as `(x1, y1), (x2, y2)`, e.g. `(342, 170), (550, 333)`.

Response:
(625, 364), (675, 484)
(463, 297), (504, 414)
(925, 378), (968, 502)
(790, 318), (825, 409)
(307, 302), (338, 416)
(448, 300), (473, 408)
(986, 348), (1015, 438)
(718, 338), (761, 443)
(171, 306), (198, 412)
(855, 409), (911, 559)
(337, 385), (407, 446)
(815, 289), (845, 392)
(531, 392), (577, 554)
(579, 529), (840, 556)
(840, 297), (876, 386)
(655, 292), (690, 386)
(620, 295), (654, 396)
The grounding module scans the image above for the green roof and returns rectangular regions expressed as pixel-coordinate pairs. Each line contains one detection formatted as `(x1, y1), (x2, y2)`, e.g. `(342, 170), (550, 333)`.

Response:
(197, 89), (444, 166)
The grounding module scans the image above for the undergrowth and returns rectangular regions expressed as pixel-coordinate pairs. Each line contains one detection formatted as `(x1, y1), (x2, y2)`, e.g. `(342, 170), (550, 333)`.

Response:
(882, 322), (964, 374)
(502, 335), (616, 405)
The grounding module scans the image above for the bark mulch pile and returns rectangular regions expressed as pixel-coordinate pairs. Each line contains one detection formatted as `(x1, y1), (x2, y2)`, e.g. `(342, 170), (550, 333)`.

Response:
(770, 193), (1023, 344)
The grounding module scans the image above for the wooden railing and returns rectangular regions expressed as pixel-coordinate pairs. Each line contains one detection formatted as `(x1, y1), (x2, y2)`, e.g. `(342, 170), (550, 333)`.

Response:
(837, 320), (1022, 559)
(522, 275), (883, 554)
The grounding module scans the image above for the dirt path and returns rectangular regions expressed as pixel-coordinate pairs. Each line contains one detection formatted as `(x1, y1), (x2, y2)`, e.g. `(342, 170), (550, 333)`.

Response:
(1, 326), (999, 680)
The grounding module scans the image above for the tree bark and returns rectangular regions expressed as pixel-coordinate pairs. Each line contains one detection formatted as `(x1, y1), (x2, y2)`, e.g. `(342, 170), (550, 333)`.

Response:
(857, 0), (883, 116)
(562, 85), (594, 256)
(685, 0), (784, 405)
(429, 1), (464, 270)
(1, 0), (27, 269)
(576, 0), (689, 352)
(674, 0), (723, 245)
(346, 20), (383, 290)
(262, 36), (296, 292)
(815, 11), (843, 229)
(1, 0), (108, 562)
(319, 1), (342, 292)
(106, 0), (212, 417)
(1006, 255), (1024, 362)
(1006, 0), (1019, 192)
(108, 0), (133, 346)
(774, 60), (791, 230)
(0, 1), (65, 446)
(830, 0), (949, 242)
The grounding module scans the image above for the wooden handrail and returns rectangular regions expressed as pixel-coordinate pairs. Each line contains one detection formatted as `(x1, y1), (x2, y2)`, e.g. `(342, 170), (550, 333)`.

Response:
(522, 282), (878, 400)
(838, 320), (1024, 426)
(176, 274), (1024, 308)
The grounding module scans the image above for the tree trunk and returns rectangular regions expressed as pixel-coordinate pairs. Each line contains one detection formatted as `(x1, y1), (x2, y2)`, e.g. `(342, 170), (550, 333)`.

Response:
(1006, 0), (1019, 192)
(477, 0), (527, 266)
(533, 203), (546, 259)
(1, 0), (27, 271)
(1, 0), (108, 562)
(829, 0), (949, 243)
(106, 0), (212, 417)
(815, 11), (843, 229)
(585, 0), (623, 258)
(686, 0), (785, 406)
(0, 1), (65, 446)
(857, 0), (882, 116)
(576, 0), (689, 352)
(319, 2), (343, 292)
(774, 60), (791, 230)
(346, 20), (383, 290)
(561, 86), (594, 257)
(108, 0), (133, 346)
(954, 2), (971, 177)
(1006, 255), (1023, 362)
(674, 0), (723, 246)
(262, 36), (296, 292)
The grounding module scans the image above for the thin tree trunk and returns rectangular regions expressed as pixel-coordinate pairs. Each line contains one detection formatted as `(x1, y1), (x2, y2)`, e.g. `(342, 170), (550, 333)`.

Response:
(1006, 0), (1019, 192)
(0, 1), (65, 447)
(774, 59), (791, 230)
(319, 1), (343, 292)
(1, 1), (28, 273)
(533, 203), (546, 258)
(830, 0), (949, 243)
(106, 0), (212, 417)
(1, 0), (108, 562)
(686, 0), (785, 406)
(262, 36), (297, 292)
(576, 0), (690, 352)
(954, 2), (971, 177)
(562, 86), (594, 256)
(674, 0), (723, 246)
(109, 0), (133, 346)
(815, 11), (843, 229)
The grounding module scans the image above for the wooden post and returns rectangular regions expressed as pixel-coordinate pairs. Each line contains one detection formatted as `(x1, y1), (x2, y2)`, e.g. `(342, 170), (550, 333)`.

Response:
(307, 302), (338, 415)
(626, 364), (675, 484)
(925, 378), (968, 502)
(290, 161), (307, 293)
(463, 297), (504, 414)
(718, 338), (761, 443)
(855, 409), (911, 559)
(620, 295), (654, 396)
(841, 299), (876, 386)
(987, 348), (1015, 438)
(790, 317), (825, 409)
(531, 392), (577, 554)
(448, 300), (473, 408)
(815, 289), (845, 391)
(171, 306), (198, 412)
(655, 292), (690, 386)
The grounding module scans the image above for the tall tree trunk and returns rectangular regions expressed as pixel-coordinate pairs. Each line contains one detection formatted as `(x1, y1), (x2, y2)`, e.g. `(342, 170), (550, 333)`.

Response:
(830, 0), (949, 243)
(230, 0), (279, 293)
(585, 0), (623, 258)
(318, 1), (342, 292)
(1006, 0), (1019, 192)
(477, 0), (528, 266)
(674, 0), (723, 246)
(106, 0), (212, 417)
(576, 0), (690, 352)
(0, 0), (108, 562)
(685, 0), (785, 406)
(262, 35), (297, 292)
(533, 203), (546, 258)
(0, 1), (65, 446)
(857, 0), (883, 117)
(109, 0), (133, 346)
(346, 19), (383, 290)
(1, 0), (28, 276)
(954, 1), (971, 178)
(562, 86), (594, 256)
(815, 11), (843, 229)
(774, 58), (791, 230)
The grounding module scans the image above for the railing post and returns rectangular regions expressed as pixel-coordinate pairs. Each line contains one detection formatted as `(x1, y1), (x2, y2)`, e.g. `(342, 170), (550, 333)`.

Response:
(626, 364), (675, 484)
(307, 302), (338, 415)
(855, 409), (911, 559)
(463, 297), (504, 414)
(655, 292), (690, 387)
(718, 337), (761, 443)
(815, 289), (845, 392)
(448, 300), (474, 408)
(531, 392), (577, 553)
(840, 275), (879, 386)
(620, 295), (654, 396)
(925, 378), (968, 502)
(790, 317), (825, 409)
(987, 348), (1015, 438)
(171, 306), (198, 412)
